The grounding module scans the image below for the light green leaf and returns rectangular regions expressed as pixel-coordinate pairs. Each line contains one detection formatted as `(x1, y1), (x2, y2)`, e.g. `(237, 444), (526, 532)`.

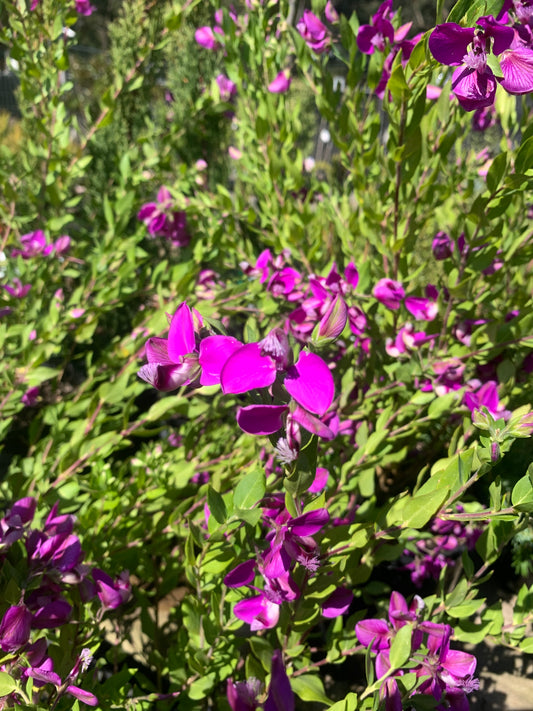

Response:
(234, 469), (266, 509)
(291, 674), (332, 706)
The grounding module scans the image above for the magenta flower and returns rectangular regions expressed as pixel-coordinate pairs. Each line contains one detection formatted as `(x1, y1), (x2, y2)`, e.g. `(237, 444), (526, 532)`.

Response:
(138, 302), (242, 391)
(357, 0), (395, 54)
(264, 650), (295, 711)
(66, 685), (98, 706)
(414, 625), (478, 709)
(74, 0), (95, 15)
(3, 278), (31, 298)
(216, 74), (237, 101)
(325, 1), (339, 24)
(432, 231), (455, 260)
(195, 26), (222, 49)
(227, 678), (262, 711)
(0, 605), (32, 652)
(234, 594), (280, 631)
(296, 10), (331, 54)
(221, 329), (334, 436)
(268, 70), (292, 94)
(13, 230), (53, 259)
(373, 278), (405, 310)
(405, 294), (438, 321)
(429, 16), (533, 110)
(22, 386), (40, 407)
(138, 187), (190, 246)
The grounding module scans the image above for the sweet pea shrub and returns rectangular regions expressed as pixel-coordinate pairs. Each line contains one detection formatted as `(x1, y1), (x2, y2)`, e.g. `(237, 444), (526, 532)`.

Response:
(1, 0), (533, 708)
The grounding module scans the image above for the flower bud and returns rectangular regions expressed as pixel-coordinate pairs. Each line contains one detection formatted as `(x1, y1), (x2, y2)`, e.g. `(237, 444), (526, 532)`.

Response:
(432, 231), (454, 260)
(0, 605), (32, 652)
(311, 295), (348, 347)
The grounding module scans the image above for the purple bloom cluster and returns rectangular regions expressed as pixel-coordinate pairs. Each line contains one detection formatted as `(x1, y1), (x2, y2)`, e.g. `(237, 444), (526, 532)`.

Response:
(429, 12), (533, 110)
(0, 498), (131, 707)
(138, 301), (338, 442)
(224, 498), (351, 630)
(137, 187), (190, 246)
(402, 508), (484, 587)
(356, 591), (479, 711)
(357, 0), (422, 98)
(11, 230), (70, 260)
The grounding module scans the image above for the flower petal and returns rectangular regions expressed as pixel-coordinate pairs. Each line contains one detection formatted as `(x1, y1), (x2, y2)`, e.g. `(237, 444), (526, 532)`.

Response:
(428, 24), (475, 66)
(283, 351), (334, 416)
(198, 335), (242, 386)
(167, 302), (196, 361)
(236, 404), (289, 436)
(221, 343), (276, 394)
(499, 45), (533, 94)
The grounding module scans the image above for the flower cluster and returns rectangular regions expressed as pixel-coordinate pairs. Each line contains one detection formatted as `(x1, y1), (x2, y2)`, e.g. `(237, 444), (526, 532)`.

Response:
(227, 650), (294, 711)
(224, 498), (351, 630)
(11, 230), (70, 260)
(356, 591), (479, 711)
(429, 13), (533, 110)
(357, 0), (422, 98)
(0, 498), (131, 707)
(137, 301), (337, 441)
(137, 187), (190, 246)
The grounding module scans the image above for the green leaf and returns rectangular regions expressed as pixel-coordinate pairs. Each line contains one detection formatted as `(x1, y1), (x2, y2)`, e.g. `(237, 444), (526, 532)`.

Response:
(400, 488), (450, 529)
(486, 151), (508, 194)
(0, 672), (17, 697)
(234, 469), (266, 509)
(512, 474), (533, 512)
(446, 598), (485, 618)
(291, 674), (332, 706)
(520, 638), (533, 653)
(447, 0), (503, 25)
(389, 624), (412, 670)
(387, 64), (410, 101)
(515, 136), (533, 175)
(328, 693), (358, 711)
(206, 486), (227, 524)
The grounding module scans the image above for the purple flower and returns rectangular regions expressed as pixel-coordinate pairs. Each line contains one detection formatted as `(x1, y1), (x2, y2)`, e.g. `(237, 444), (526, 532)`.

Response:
(3, 278), (31, 298)
(357, 0), (395, 54)
(312, 294), (348, 345)
(138, 187), (190, 246)
(429, 16), (533, 110)
(221, 330), (334, 436)
(22, 386), (40, 407)
(373, 278), (405, 310)
(233, 594), (280, 630)
(227, 678), (262, 711)
(195, 26), (222, 50)
(268, 70), (292, 94)
(138, 302), (242, 391)
(296, 10), (331, 54)
(216, 74), (237, 101)
(92, 569), (131, 611)
(264, 650), (295, 711)
(322, 587), (353, 618)
(432, 231), (455, 260)
(75, 0), (95, 15)
(0, 605), (32, 652)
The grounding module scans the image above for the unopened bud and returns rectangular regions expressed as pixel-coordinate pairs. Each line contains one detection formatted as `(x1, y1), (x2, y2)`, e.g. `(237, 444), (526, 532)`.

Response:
(311, 295), (348, 347)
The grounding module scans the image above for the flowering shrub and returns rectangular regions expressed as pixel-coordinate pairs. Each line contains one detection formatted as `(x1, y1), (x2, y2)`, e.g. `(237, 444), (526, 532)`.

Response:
(2, 0), (533, 708)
